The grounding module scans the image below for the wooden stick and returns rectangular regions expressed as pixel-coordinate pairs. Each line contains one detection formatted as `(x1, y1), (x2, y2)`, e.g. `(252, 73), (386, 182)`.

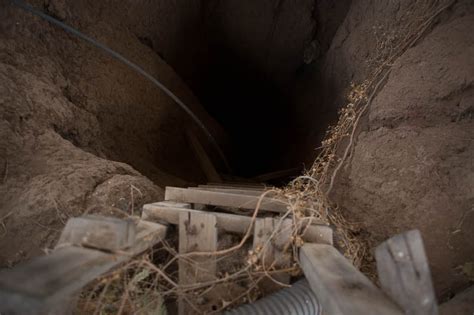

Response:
(178, 212), (217, 314)
(165, 186), (287, 213)
(189, 187), (267, 196)
(376, 230), (438, 315)
(300, 244), (402, 315)
(143, 202), (333, 245)
(0, 219), (167, 315)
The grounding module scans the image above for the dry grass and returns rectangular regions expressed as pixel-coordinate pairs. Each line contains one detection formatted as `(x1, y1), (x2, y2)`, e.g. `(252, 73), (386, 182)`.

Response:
(77, 1), (456, 313)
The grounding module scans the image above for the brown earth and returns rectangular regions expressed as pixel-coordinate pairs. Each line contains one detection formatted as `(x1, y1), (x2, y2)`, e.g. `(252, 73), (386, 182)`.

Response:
(0, 0), (224, 265)
(0, 0), (473, 305)
(321, 0), (474, 300)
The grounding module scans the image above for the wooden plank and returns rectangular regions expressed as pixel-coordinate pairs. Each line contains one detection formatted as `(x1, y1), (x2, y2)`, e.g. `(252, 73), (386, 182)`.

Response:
(56, 215), (135, 251)
(300, 244), (402, 315)
(300, 221), (334, 245)
(186, 130), (222, 183)
(165, 186), (288, 213)
(144, 202), (252, 234)
(198, 184), (266, 191)
(272, 219), (293, 268)
(0, 247), (117, 315)
(189, 187), (268, 196)
(178, 212), (218, 315)
(147, 201), (192, 209)
(142, 202), (332, 244)
(0, 219), (167, 315)
(375, 230), (438, 315)
(253, 218), (292, 268)
(131, 220), (168, 254)
(204, 182), (266, 189)
(253, 218), (291, 291)
(253, 218), (277, 265)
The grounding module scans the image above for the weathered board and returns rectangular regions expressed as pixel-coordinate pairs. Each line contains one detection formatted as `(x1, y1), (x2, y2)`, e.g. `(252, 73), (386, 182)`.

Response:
(56, 215), (135, 251)
(143, 202), (332, 244)
(189, 187), (268, 196)
(198, 184), (266, 191)
(375, 229), (438, 315)
(300, 244), (402, 315)
(0, 218), (167, 315)
(253, 218), (291, 290)
(165, 186), (288, 213)
(0, 247), (118, 315)
(178, 212), (218, 314)
(202, 182), (266, 189)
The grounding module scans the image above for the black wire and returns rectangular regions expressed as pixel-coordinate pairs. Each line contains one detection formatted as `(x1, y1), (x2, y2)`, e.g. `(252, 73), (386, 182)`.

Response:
(10, 0), (230, 172)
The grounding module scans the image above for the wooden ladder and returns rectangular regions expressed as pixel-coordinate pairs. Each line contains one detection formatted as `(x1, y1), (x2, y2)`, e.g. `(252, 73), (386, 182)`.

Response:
(0, 182), (439, 315)
(144, 183), (333, 314)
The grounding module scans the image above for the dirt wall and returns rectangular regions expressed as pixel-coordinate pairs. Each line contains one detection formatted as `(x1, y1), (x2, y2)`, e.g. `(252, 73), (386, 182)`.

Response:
(0, 0), (220, 264)
(322, 0), (474, 298)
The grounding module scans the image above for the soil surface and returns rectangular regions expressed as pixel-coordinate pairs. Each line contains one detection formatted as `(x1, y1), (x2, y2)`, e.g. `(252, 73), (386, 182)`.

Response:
(0, 0), (473, 305)
(321, 0), (474, 300)
(0, 0), (223, 264)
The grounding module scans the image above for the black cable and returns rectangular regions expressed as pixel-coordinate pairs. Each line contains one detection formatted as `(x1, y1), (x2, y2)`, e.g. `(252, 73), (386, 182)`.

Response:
(10, 0), (231, 172)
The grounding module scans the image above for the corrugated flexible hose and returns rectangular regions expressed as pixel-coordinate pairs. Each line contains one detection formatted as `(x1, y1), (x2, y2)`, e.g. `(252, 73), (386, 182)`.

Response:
(225, 279), (321, 315)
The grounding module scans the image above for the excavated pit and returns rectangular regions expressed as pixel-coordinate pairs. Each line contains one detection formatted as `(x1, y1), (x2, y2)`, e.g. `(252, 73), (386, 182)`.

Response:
(194, 51), (295, 177)
(147, 0), (352, 179)
(1, 0), (473, 307)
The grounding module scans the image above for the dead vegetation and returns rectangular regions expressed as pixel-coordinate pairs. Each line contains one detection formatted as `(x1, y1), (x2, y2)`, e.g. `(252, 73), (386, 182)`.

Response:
(74, 1), (456, 314)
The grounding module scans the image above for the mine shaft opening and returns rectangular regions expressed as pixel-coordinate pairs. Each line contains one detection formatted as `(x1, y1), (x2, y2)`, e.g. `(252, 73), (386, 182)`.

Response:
(161, 1), (351, 181)
(194, 47), (299, 178)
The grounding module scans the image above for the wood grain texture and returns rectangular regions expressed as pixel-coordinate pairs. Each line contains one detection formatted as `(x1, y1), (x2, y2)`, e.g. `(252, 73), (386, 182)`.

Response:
(253, 218), (291, 291)
(300, 244), (402, 315)
(143, 202), (332, 244)
(0, 219), (167, 315)
(165, 186), (288, 212)
(178, 212), (218, 314)
(376, 229), (438, 315)
(189, 187), (268, 196)
(199, 183), (266, 189)
(56, 215), (135, 251)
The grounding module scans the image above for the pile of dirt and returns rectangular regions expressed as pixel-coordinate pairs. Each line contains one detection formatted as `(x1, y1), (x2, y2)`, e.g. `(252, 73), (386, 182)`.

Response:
(0, 0), (222, 264)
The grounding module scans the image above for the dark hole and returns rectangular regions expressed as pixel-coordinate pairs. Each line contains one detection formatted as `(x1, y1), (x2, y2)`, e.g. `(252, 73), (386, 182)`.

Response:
(196, 45), (297, 177)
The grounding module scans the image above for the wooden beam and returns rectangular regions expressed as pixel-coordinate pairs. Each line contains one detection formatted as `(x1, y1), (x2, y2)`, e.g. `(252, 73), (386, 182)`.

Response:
(142, 202), (332, 244)
(253, 218), (291, 292)
(186, 130), (222, 183)
(189, 187), (268, 196)
(375, 230), (438, 315)
(165, 186), (287, 213)
(198, 184), (265, 191)
(253, 218), (292, 267)
(0, 218), (167, 315)
(56, 215), (135, 251)
(178, 212), (218, 314)
(300, 244), (402, 315)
